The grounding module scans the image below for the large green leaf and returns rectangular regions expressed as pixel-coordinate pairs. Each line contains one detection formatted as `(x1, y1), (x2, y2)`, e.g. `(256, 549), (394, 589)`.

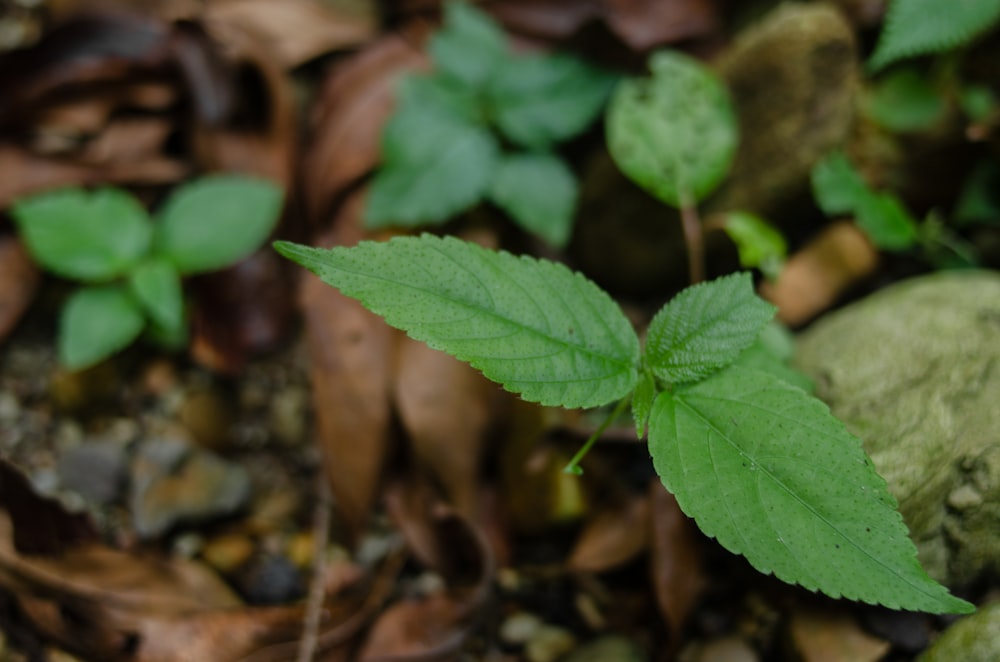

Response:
(488, 53), (618, 150)
(648, 367), (974, 614)
(606, 51), (738, 207)
(59, 285), (145, 370)
(428, 0), (507, 89)
(365, 109), (500, 228)
(869, 0), (1000, 71)
(12, 187), (152, 282)
(644, 272), (775, 385)
(274, 234), (640, 408)
(487, 152), (577, 248)
(155, 174), (284, 274)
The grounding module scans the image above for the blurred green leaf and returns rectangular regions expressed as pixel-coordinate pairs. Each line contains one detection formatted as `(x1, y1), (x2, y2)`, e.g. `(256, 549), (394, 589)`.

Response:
(155, 174), (284, 274)
(607, 51), (738, 208)
(429, 1), (507, 88)
(487, 152), (577, 247)
(856, 192), (920, 251)
(811, 151), (869, 216)
(723, 212), (787, 280)
(12, 187), (152, 282)
(128, 257), (184, 336)
(864, 67), (945, 132)
(489, 54), (617, 149)
(59, 285), (145, 370)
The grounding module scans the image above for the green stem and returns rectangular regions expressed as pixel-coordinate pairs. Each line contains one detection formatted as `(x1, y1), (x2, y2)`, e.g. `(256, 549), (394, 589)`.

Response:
(563, 396), (631, 475)
(679, 192), (705, 284)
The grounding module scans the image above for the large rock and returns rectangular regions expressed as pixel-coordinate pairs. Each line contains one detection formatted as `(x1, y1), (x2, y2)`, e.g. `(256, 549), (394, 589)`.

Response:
(794, 270), (1000, 587)
(919, 601), (1000, 661)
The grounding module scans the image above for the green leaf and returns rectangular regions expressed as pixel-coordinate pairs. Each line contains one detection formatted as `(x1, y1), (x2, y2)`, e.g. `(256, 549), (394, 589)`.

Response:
(155, 174), (284, 274)
(59, 285), (145, 370)
(648, 367), (974, 614)
(429, 1), (507, 89)
(723, 212), (787, 280)
(732, 323), (814, 392)
(487, 152), (577, 248)
(868, 0), (1000, 72)
(396, 73), (483, 124)
(606, 51), (738, 207)
(12, 187), (152, 282)
(864, 68), (946, 132)
(810, 151), (869, 217)
(489, 53), (618, 150)
(960, 83), (997, 122)
(632, 370), (656, 438)
(953, 158), (1000, 226)
(644, 273), (776, 385)
(856, 192), (920, 251)
(128, 257), (184, 336)
(274, 234), (640, 408)
(365, 109), (500, 228)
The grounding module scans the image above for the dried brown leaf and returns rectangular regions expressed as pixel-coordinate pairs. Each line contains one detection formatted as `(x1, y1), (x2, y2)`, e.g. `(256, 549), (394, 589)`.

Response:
(648, 483), (707, 647)
(567, 492), (649, 573)
(0, 237), (40, 344)
(788, 604), (891, 662)
(205, 0), (378, 70)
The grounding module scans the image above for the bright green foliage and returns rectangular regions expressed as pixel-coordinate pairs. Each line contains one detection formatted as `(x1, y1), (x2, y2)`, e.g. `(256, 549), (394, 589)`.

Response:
(59, 286), (146, 370)
(723, 212), (787, 280)
(650, 367), (972, 614)
(12, 176), (284, 370)
(645, 273), (775, 385)
(13, 188), (152, 281)
(869, 0), (1000, 71)
(733, 322), (814, 392)
(606, 51), (738, 208)
(487, 153), (577, 247)
(276, 234), (972, 613)
(811, 152), (919, 251)
(274, 235), (639, 408)
(365, 1), (616, 247)
(864, 67), (945, 132)
(155, 174), (285, 274)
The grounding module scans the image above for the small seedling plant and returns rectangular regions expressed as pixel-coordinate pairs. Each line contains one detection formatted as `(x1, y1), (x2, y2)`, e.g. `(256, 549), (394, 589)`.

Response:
(11, 175), (283, 371)
(365, 1), (617, 248)
(605, 50), (787, 282)
(275, 234), (971, 614)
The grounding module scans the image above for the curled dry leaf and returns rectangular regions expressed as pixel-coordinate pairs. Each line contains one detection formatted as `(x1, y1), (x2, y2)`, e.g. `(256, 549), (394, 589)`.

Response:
(303, 27), (429, 228)
(394, 322), (500, 519)
(300, 191), (396, 537)
(648, 483), (708, 649)
(567, 491), (650, 574)
(204, 0), (378, 70)
(0, 237), (40, 344)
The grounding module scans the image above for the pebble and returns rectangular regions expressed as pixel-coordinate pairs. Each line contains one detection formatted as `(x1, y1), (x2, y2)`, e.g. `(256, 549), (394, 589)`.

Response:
(201, 533), (256, 573)
(268, 385), (309, 446)
(57, 440), (128, 505)
(525, 625), (576, 662)
(561, 635), (647, 662)
(235, 553), (304, 605)
(130, 436), (251, 538)
(178, 386), (235, 451)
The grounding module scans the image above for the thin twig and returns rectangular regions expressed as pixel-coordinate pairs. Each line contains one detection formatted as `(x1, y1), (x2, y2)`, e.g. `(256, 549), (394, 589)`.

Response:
(296, 474), (332, 662)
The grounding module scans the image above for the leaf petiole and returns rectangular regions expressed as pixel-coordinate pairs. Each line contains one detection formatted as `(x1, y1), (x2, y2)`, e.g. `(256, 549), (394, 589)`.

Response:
(563, 396), (632, 475)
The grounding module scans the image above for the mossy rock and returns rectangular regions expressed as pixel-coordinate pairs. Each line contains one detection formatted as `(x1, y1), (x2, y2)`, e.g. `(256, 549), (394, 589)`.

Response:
(795, 270), (1000, 588)
(920, 601), (1000, 661)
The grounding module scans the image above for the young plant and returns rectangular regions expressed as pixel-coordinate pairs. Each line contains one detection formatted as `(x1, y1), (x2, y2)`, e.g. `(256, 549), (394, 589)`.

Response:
(811, 151), (976, 266)
(868, 0), (1000, 72)
(606, 51), (786, 282)
(365, 1), (617, 248)
(274, 233), (973, 615)
(11, 175), (284, 370)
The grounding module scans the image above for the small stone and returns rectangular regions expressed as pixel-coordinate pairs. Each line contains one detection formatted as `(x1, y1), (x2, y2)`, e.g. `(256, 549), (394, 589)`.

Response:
(948, 485), (983, 510)
(178, 385), (235, 451)
(57, 440), (128, 505)
(236, 553), (304, 605)
(130, 437), (251, 538)
(202, 533), (256, 573)
(499, 611), (543, 646)
(525, 625), (576, 662)
(561, 636), (647, 662)
(0, 391), (19, 421)
(920, 601), (1000, 661)
(269, 386), (309, 446)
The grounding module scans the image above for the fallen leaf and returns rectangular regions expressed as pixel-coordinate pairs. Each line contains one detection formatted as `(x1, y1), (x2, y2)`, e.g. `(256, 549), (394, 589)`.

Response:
(301, 191), (396, 537)
(0, 237), (40, 344)
(302, 27), (429, 227)
(788, 603), (891, 662)
(567, 491), (649, 573)
(205, 0), (378, 70)
(394, 334), (498, 518)
(648, 483), (707, 649)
